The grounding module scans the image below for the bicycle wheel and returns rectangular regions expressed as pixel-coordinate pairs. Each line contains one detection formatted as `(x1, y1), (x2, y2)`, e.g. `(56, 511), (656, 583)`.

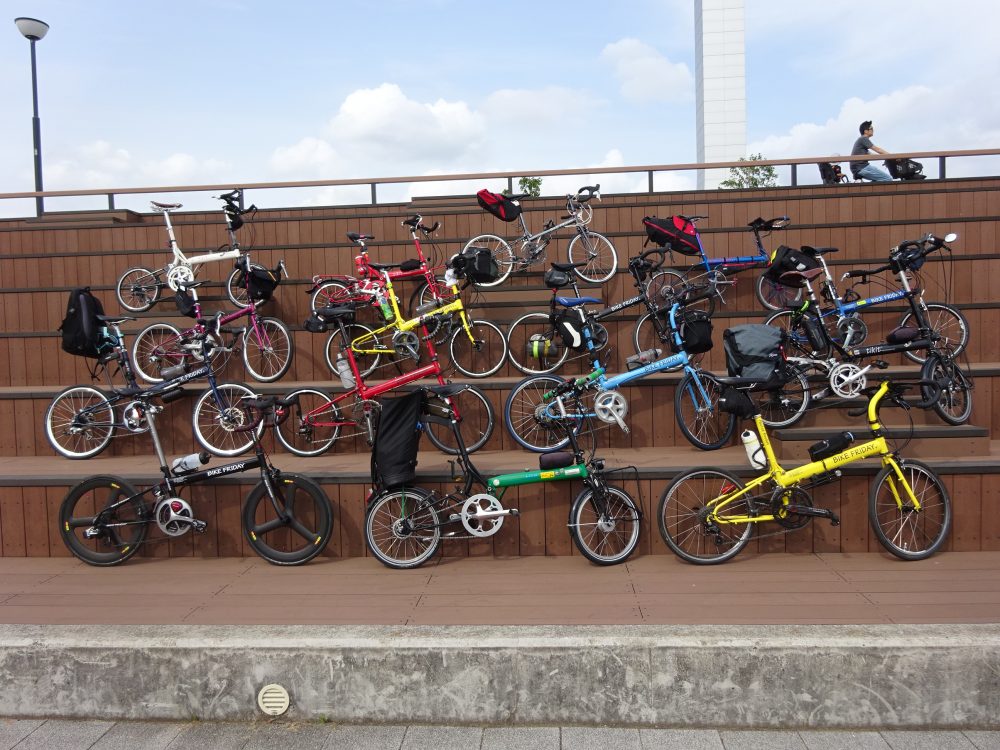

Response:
(423, 385), (495, 455)
(633, 312), (682, 369)
(569, 484), (641, 565)
(407, 278), (450, 339)
(674, 371), (735, 450)
(504, 375), (580, 452)
(658, 468), (753, 564)
(132, 323), (185, 383)
(567, 231), (618, 284)
(59, 475), (147, 566)
(645, 270), (685, 311)
(226, 262), (266, 307)
(506, 312), (569, 375)
(921, 355), (973, 426)
(463, 234), (514, 287)
(869, 459), (951, 560)
(242, 316), (293, 382)
(116, 267), (161, 312)
(755, 272), (802, 312)
(242, 473), (333, 565)
(449, 318), (507, 378)
(274, 388), (342, 457)
(311, 280), (350, 313)
(365, 487), (441, 569)
(764, 310), (830, 359)
(323, 323), (383, 378)
(899, 303), (969, 363)
(754, 368), (811, 429)
(45, 385), (115, 459)
(191, 382), (260, 457)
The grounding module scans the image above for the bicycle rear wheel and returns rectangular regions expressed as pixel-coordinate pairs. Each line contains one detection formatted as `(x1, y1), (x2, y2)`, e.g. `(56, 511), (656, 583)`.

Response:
(132, 323), (185, 383)
(463, 235), (514, 287)
(658, 468), (753, 564)
(899, 303), (969, 363)
(674, 372), (735, 450)
(755, 272), (802, 311)
(45, 385), (115, 459)
(567, 231), (618, 284)
(869, 459), (951, 560)
(191, 382), (260, 457)
(423, 385), (495, 455)
(323, 323), (383, 378)
(59, 475), (147, 566)
(243, 473), (333, 565)
(365, 487), (441, 569)
(116, 267), (161, 312)
(569, 485), (641, 565)
(242, 316), (293, 382)
(449, 318), (508, 378)
(504, 375), (579, 452)
(275, 388), (342, 457)
(505, 312), (568, 375)
(921, 355), (973, 426)
(754, 368), (811, 428)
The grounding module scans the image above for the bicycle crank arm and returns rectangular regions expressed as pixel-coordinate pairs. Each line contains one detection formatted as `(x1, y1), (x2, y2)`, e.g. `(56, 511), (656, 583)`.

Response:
(783, 504), (840, 523)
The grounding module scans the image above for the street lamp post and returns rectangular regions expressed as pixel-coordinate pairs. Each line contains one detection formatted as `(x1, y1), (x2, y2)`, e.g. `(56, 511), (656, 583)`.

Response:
(14, 17), (49, 217)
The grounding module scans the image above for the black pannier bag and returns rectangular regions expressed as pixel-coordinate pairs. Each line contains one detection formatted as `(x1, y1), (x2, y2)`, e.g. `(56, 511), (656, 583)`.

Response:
(671, 309), (714, 354)
(764, 245), (820, 286)
(371, 390), (424, 491)
(59, 287), (110, 358)
(174, 290), (198, 318)
(553, 310), (588, 350)
(818, 162), (848, 184)
(718, 385), (756, 418)
(247, 265), (282, 302)
(476, 189), (522, 222)
(884, 158), (926, 181)
(642, 215), (701, 255)
(724, 324), (785, 382)
(453, 246), (500, 284)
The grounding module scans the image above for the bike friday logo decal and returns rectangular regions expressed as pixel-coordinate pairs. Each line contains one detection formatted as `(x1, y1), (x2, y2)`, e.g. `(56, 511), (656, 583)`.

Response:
(855, 290), (906, 308)
(207, 462), (247, 477)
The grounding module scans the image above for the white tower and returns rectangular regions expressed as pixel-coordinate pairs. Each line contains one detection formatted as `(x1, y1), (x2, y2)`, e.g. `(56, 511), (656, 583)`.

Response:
(695, 0), (747, 189)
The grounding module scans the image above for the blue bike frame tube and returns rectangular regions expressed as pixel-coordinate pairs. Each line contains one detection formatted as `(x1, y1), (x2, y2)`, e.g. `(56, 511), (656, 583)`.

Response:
(827, 288), (911, 318)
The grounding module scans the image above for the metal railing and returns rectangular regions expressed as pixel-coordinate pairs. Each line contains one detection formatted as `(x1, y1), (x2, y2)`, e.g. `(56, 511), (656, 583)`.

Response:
(0, 148), (998, 217)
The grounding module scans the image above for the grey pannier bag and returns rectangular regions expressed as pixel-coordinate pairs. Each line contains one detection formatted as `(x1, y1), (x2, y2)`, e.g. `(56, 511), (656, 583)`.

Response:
(723, 324), (785, 382)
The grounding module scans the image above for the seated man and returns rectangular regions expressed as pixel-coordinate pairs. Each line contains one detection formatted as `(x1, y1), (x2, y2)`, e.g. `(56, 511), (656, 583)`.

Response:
(851, 121), (892, 181)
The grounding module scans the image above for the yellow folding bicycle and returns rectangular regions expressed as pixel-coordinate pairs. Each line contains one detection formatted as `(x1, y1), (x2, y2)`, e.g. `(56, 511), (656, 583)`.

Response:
(658, 379), (952, 563)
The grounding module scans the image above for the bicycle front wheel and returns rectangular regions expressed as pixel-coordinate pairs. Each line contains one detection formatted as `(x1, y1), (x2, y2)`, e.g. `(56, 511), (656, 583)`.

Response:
(764, 309), (830, 359)
(116, 267), (161, 312)
(132, 323), (185, 383)
(567, 231), (618, 284)
(423, 385), (495, 455)
(449, 318), (507, 378)
(274, 388), (342, 457)
(633, 311), (682, 369)
(365, 488), (441, 569)
(324, 323), (383, 378)
(506, 312), (568, 375)
(675, 372), (735, 450)
(59, 475), (147, 566)
(658, 468), (753, 564)
(900, 303), (969, 363)
(191, 382), (260, 457)
(869, 459), (951, 560)
(242, 316), (293, 382)
(45, 385), (115, 459)
(755, 272), (802, 311)
(226, 262), (266, 307)
(504, 375), (584, 452)
(243, 473), (333, 565)
(921, 355), (973, 426)
(569, 485), (641, 565)
(463, 234), (514, 287)
(754, 368), (811, 428)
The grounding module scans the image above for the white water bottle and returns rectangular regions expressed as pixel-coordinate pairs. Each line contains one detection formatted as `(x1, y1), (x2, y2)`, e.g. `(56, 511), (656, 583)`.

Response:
(334, 354), (356, 390)
(741, 429), (765, 469)
(171, 451), (209, 475)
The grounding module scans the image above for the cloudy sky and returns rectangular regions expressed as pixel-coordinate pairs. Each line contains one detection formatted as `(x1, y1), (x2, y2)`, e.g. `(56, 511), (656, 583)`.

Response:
(1, 0), (998, 214)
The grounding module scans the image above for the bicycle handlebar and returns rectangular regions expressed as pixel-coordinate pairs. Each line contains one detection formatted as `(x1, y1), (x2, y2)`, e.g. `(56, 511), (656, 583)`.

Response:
(846, 379), (942, 418)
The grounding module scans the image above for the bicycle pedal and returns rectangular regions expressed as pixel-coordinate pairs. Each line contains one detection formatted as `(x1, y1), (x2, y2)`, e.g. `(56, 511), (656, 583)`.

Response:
(509, 508), (520, 517)
(192, 520), (208, 533)
(448, 514), (461, 522)
(830, 514), (841, 527)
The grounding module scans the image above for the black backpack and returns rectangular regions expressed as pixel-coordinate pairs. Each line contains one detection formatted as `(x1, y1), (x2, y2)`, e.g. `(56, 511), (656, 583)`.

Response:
(58, 287), (108, 358)
(371, 390), (425, 491)
(884, 158), (926, 181)
(818, 162), (848, 185)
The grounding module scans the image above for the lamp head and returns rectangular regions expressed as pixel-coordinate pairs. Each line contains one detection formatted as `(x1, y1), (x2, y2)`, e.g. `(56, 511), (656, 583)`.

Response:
(15, 17), (49, 41)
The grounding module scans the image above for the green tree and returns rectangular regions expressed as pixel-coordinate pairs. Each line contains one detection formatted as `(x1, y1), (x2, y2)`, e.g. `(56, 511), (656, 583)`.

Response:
(503, 176), (543, 197)
(719, 153), (779, 189)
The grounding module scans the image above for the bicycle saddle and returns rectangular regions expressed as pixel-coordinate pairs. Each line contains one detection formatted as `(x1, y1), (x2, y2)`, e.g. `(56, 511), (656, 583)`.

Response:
(97, 314), (135, 324)
(346, 232), (375, 242)
(315, 305), (356, 320)
(150, 201), (182, 211)
(555, 296), (601, 308)
(550, 261), (588, 272)
(801, 245), (839, 256)
(539, 451), (577, 470)
(367, 261), (405, 271)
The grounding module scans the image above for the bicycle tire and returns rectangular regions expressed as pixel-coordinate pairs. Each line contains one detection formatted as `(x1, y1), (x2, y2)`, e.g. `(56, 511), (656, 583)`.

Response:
(755, 272), (802, 312)
(674, 371), (735, 450)
(921, 355), (973, 426)
(59, 475), (147, 566)
(365, 487), (441, 569)
(868, 459), (951, 560)
(463, 234), (514, 287)
(567, 231), (618, 284)
(569, 484), (641, 565)
(423, 384), (495, 455)
(242, 473), (333, 565)
(116, 267), (161, 312)
(45, 385), (116, 459)
(191, 382), (261, 457)
(274, 388), (342, 457)
(131, 322), (184, 383)
(764, 309), (831, 359)
(242, 316), (294, 382)
(407, 278), (450, 339)
(632, 312), (682, 369)
(506, 312), (569, 375)
(658, 467), (753, 564)
(899, 303), (969, 363)
(323, 323), (382, 378)
(504, 375), (581, 452)
(226, 262), (266, 307)
(448, 318), (508, 378)
(754, 368), (811, 429)
(644, 269), (686, 311)
(311, 280), (351, 313)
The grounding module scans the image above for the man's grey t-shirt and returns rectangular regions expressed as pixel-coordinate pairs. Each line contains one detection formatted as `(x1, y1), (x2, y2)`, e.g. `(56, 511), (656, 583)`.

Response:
(852, 136), (874, 169)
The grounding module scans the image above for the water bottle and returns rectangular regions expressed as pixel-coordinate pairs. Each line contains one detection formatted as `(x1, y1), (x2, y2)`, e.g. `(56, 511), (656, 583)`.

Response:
(333, 354), (356, 390)
(171, 451), (209, 476)
(375, 291), (394, 322)
(625, 348), (662, 370)
(741, 429), (766, 469)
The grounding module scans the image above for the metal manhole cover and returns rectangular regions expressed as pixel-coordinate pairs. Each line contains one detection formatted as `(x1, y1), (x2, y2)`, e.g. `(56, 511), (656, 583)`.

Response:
(257, 683), (290, 716)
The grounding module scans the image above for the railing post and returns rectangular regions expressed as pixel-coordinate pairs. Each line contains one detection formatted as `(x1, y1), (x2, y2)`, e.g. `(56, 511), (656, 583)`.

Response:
(790, 164), (797, 187)
(648, 171), (654, 193)
(939, 156), (946, 180)
(371, 183), (377, 205)
(507, 177), (514, 194)
(107, 193), (115, 211)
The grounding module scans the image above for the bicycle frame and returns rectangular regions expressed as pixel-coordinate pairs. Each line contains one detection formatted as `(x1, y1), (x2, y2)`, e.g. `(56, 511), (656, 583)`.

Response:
(806, 250), (928, 323)
(157, 205), (241, 272)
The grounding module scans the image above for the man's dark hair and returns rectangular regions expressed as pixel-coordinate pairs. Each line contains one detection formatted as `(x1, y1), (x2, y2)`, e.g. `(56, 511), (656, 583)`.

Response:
(860, 120), (873, 135)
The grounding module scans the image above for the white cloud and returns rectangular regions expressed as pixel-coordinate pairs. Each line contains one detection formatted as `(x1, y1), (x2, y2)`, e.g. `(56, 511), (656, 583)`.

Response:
(600, 39), (693, 104)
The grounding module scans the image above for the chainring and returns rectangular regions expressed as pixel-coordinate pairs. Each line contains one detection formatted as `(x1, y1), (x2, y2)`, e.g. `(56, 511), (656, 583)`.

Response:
(771, 486), (813, 529)
(460, 493), (506, 538)
(829, 362), (866, 398)
(166, 264), (195, 291)
(837, 315), (868, 347)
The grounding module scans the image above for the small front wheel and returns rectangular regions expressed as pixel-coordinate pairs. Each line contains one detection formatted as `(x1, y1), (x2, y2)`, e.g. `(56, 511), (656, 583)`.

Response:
(131, 323), (185, 383)
(674, 372), (735, 450)
(449, 318), (508, 378)
(274, 388), (342, 457)
(755, 272), (802, 311)
(633, 311), (682, 369)
(365, 488), (441, 569)
(899, 303), (969, 363)
(191, 382), (260, 457)
(506, 312), (568, 375)
(567, 231), (618, 284)
(921, 356), (973, 426)
(463, 234), (515, 287)
(324, 323), (383, 378)
(569, 485), (641, 565)
(59, 475), (147, 566)
(658, 468), (753, 564)
(45, 385), (115, 459)
(243, 473), (333, 565)
(423, 385), (495, 455)
(227, 262), (266, 307)
(242, 316), (294, 382)
(869, 459), (951, 560)
(754, 368), (811, 428)
(504, 375), (577, 452)
(116, 267), (161, 312)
